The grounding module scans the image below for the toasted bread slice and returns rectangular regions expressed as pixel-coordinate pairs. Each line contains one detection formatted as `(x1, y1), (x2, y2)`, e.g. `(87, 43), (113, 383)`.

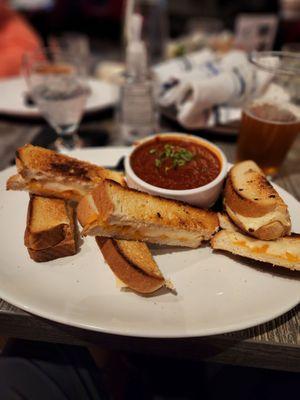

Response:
(224, 161), (291, 240)
(113, 240), (163, 279)
(226, 161), (286, 216)
(25, 195), (77, 262)
(27, 237), (77, 262)
(218, 212), (239, 231)
(8, 145), (159, 272)
(211, 215), (300, 271)
(96, 237), (171, 294)
(77, 180), (219, 248)
(25, 195), (71, 250)
(6, 144), (124, 202)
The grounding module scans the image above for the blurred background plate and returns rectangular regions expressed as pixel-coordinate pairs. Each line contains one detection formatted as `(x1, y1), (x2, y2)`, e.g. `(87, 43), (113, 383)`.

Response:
(0, 77), (118, 118)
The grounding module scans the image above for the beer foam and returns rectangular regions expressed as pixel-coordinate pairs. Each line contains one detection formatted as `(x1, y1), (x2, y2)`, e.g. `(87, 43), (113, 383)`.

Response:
(248, 83), (300, 122)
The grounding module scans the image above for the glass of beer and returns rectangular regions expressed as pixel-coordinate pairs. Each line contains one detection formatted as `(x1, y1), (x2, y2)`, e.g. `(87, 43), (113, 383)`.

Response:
(236, 51), (300, 177)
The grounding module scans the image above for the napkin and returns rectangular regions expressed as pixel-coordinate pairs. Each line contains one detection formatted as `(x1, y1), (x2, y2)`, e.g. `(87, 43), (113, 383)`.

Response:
(154, 48), (216, 82)
(156, 50), (267, 129)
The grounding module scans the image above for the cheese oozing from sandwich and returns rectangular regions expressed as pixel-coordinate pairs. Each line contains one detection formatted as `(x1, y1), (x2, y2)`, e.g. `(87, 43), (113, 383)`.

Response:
(225, 204), (291, 231)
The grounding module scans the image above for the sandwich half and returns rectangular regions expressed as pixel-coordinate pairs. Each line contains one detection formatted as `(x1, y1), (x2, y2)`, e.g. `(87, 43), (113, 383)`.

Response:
(25, 195), (77, 262)
(211, 214), (300, 271)
(224, 160), (291, 240)
(77, 179), (219, 248)
(96, 237), (172, 294)
(8, 145), (164, 285)
(7, 144), (124, 201)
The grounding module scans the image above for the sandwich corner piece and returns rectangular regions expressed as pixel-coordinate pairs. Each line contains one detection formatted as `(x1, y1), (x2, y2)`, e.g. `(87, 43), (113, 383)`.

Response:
(95, 237), (173, 294)
(25, 195), (77, 262)
(223, 160), (291, 241)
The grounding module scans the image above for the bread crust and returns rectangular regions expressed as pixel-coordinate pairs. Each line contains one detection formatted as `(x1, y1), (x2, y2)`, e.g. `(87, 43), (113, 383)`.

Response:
(96, 237), (165, 294)
(91, 181), (115, 223)
(24, 195), (69, 250)
(224, 177), (275, 217)
(28, 236), (77, 262)
(25, 196), (77, 262)
(223, 161), (291, 240)
(253, 221), (290, 241)
(76, 194), (99, 227)
(229, 161), (284, 213)
(224, 202), (290, 240)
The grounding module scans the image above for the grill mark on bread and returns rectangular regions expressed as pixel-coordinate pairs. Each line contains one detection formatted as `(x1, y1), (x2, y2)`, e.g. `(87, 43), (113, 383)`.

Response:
(50, 162), (91, 181)
(256, 175), (278, 196)
(8, 145), (127, 204)
(14, 144), (125, 188)
(225, 166), (290, 217)
(104, 179), (215, 216)
(92, 179), (218, 232)
(78, 179), (219, 247)
(224, 161), (291, 240)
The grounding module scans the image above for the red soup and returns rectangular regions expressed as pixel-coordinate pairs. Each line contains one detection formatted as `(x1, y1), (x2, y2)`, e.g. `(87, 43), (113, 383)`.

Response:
(130, 137), (221, 190)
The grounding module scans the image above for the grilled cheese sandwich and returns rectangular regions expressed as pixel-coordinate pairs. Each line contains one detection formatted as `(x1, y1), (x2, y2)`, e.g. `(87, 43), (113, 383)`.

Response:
(224, 161), (291, 240)
(78, 180), (219, 248)
(211, 214), (300, 271)
(25, 195), (77, 262)
(7, 144), (125, 201)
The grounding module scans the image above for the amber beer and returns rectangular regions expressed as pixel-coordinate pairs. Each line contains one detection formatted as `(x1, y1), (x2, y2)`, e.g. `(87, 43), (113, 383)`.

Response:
(237, 103), (300, 176)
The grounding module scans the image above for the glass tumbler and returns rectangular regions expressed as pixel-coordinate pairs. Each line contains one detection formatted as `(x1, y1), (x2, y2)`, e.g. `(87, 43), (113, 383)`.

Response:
(23, 47), (89, 151)
(236, 51), (300, 177)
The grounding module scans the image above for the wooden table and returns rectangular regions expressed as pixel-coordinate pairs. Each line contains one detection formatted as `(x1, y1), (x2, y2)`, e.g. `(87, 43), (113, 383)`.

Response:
(0, 115), (299, 373)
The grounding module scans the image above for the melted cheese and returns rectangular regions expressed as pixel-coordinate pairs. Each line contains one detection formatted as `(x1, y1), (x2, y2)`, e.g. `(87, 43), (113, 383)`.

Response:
(115, 277), (128, 288)
(285, 252), (300, 262)
(42, 182), (88, 196)
(86, 222), (202, 248)
(253, 244), (269, 254)
(232, 233), (300, 263)
(226, 205), (289, 231)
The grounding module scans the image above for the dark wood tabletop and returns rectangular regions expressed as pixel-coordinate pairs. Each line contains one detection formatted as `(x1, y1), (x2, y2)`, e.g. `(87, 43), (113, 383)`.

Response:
(0, 113), (299, 373)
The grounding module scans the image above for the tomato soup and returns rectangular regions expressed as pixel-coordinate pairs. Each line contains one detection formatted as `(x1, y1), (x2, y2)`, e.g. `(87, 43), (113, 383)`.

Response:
(130, 137), (221, 190)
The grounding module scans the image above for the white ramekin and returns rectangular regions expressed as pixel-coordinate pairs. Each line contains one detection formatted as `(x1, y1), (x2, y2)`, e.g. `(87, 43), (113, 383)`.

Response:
(124, 133), (228, 208)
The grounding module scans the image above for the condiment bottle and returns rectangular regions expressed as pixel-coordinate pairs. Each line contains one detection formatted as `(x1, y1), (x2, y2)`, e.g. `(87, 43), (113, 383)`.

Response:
(118, 13), (158, 144)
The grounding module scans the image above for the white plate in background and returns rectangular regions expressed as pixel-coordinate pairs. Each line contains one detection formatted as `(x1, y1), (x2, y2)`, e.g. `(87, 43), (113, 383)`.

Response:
(0, 77), (118, 118)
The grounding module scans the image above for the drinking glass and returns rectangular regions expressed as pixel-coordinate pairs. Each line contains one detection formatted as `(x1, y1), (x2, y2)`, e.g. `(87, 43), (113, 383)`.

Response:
(23, 47), (89, 151)
(236, 51), (300, 177)
(48, 33), (91, 76)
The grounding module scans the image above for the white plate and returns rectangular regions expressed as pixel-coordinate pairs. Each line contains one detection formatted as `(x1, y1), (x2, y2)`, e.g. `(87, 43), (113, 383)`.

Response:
(0, 77), (118, 118)
(0, 147), (299, 338)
